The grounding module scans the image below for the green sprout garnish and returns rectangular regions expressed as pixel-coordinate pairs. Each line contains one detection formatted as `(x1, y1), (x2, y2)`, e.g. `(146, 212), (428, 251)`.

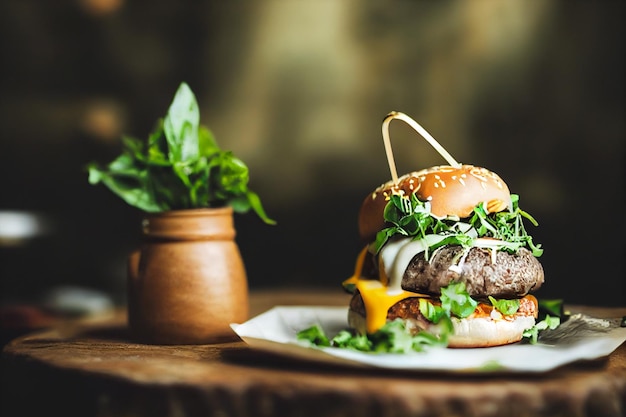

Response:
(297, 319), (448, 354)
(522, 315), (561, 344)
(488, 296), (521, 316)
(373, 193), (542, 258)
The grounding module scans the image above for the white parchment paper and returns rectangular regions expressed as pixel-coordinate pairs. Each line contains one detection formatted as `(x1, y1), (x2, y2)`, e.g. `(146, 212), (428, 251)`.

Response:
(231, 306), (626, 373)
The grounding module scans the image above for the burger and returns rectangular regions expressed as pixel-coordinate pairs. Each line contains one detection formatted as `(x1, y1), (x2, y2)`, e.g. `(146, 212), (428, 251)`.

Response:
(343, 164), (545, 348)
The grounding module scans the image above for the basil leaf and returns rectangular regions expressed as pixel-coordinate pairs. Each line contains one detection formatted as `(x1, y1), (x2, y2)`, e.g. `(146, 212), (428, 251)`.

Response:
(419, 298), (447, 323)
(163, 82), (199, 162)
(88, 161), (162, 212)
(522, 315), (560, 344)
(145, 122), (172, 166)
(418, 298), (454, 334)
(331, 330), (372, 351)
(369, 319), (416, 353)
(296, 325), (331, 347)
(440, 282), (478, 318)
(372, 227), (396, 254)
(243, 191), (277, 225)
(369, 319), (447, 353)
(488, 296), (520, 316)
(214, 153), (249, 197)
(538, 298), (564, 320)
(198, 125), (219, 156)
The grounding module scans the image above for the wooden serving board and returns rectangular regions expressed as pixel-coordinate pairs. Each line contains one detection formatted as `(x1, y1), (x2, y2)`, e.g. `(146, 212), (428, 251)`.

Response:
(2, 289), (625, 417)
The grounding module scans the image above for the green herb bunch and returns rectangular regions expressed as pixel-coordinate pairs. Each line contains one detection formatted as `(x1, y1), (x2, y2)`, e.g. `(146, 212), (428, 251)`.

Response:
(373, 193), (542, 258)
(297, 319), (445, 354)
(88, 82), (274, 224)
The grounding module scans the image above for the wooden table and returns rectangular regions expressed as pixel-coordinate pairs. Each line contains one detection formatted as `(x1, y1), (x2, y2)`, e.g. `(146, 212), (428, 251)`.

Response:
(2, 289), (625, 417)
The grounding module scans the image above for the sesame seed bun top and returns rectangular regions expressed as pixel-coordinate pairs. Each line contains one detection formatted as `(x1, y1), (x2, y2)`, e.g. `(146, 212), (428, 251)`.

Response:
(358, 165), (512, 243)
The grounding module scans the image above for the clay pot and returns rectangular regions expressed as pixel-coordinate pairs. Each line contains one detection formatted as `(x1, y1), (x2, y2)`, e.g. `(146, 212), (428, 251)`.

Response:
(127, 207), (248, 344)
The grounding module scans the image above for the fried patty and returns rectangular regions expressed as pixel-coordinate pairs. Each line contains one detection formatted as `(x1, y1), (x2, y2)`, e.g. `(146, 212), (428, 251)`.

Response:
(402, 246), (544, 298)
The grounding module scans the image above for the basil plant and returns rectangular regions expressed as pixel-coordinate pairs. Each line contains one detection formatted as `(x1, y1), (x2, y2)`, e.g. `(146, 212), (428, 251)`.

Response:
(88, 82), (274, 224)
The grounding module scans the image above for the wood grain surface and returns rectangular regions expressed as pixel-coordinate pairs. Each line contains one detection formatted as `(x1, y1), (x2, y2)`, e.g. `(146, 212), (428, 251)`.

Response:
(1, 289), (625, 417)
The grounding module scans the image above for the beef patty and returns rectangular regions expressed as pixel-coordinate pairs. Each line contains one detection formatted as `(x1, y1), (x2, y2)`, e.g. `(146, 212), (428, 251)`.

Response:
(401, 246), (544, 299)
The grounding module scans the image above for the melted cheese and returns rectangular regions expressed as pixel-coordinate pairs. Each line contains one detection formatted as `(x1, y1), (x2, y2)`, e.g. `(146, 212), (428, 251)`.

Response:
(356, 279), (417, 333)
(346, 240), (431, 334)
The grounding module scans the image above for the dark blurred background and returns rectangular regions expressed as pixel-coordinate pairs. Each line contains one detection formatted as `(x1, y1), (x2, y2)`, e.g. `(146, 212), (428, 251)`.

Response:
(0, 0), (624, 312)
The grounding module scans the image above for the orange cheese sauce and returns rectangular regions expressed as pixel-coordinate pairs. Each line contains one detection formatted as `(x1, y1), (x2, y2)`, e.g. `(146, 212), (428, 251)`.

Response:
(356, 280), (417, 333)
(343, 245), (428, 334)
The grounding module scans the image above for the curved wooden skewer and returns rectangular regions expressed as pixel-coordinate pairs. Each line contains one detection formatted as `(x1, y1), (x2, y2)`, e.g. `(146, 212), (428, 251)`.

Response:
(381, 111), (461, 184)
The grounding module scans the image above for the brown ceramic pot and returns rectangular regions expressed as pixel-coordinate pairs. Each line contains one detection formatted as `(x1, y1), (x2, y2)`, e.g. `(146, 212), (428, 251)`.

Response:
(127, 207), (249, 344)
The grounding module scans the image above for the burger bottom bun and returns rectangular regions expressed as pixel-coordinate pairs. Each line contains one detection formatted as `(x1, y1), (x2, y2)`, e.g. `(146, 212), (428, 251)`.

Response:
(445, 315), (535, 348)
(348, 309), (536, 348)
